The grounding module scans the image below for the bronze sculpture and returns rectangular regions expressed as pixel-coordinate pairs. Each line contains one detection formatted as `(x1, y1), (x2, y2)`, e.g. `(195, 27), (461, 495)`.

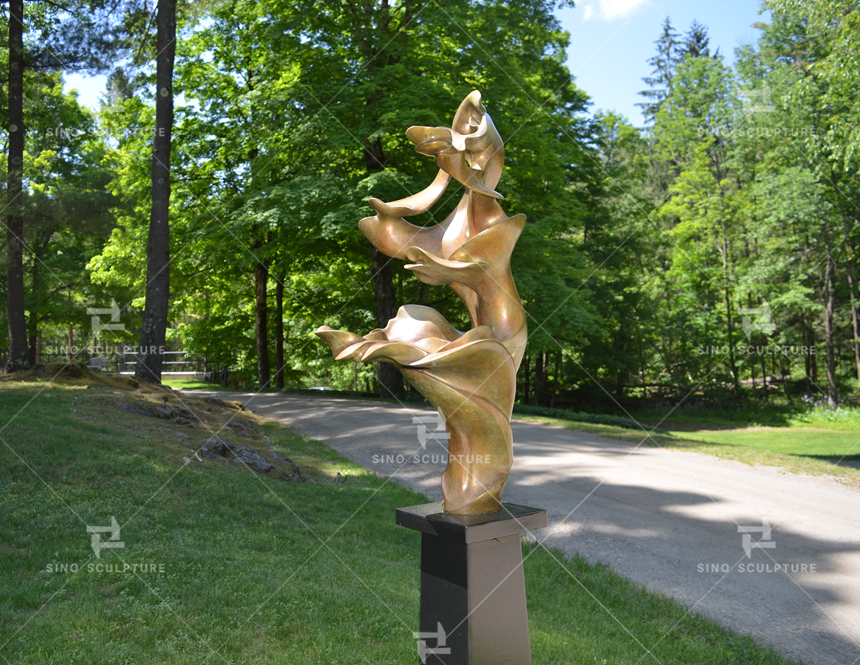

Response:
(316, 91), (527, 515)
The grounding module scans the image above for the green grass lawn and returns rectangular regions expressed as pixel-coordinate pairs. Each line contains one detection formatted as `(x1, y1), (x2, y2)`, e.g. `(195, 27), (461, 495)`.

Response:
(161, 378), (234, 392)
(630, 400), (860, 431)
(1, 367), (802, 664)
(674, 426), (860, 457)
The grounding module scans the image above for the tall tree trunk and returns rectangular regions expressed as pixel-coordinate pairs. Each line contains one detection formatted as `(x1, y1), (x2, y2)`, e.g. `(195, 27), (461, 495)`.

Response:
(523, 355), (530, 405)
(136, 0), (176, 384)
(361, 73), (400, 399)
(371, 247), (401, 397)
(27, 312), (36, 364)
(846, 257), (860, 383)
(354, 2), (402, 399)
(810, 323), (818, 384)
(255, 260), (270, 388)
(803, 319), (812, 393)
(823, 232), (838, 406)
(847, 258), (860, 381)
(831, 171), (860, 382)
(534, 352), (547, 406)
(275, 274), (285, 390)
(719, 222), (740, 398)
(842, 219), (860, 381)
(5, 0), (29, 372)
(27, 254), (40, 363)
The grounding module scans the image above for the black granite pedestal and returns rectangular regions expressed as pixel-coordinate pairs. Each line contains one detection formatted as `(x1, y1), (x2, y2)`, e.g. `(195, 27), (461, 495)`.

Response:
(396, 502), (548, 665)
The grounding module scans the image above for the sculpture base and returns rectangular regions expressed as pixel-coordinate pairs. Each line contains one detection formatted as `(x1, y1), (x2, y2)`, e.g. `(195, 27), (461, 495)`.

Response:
(396, 502), (548, 664)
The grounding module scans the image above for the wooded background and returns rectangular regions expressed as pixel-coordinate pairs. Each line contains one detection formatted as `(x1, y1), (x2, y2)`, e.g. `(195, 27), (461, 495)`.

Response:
(3, 0), (860, 411)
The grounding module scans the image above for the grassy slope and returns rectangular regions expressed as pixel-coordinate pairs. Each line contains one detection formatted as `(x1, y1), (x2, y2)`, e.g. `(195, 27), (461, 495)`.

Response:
(1, 367), (801, 664)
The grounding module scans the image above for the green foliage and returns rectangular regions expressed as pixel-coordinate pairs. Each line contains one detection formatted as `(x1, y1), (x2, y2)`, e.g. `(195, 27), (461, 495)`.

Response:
(13, 0), (860, 411)
(0, 69), (125, 354)
(86, 0), (612, 392)
(637, 17), (681, 122)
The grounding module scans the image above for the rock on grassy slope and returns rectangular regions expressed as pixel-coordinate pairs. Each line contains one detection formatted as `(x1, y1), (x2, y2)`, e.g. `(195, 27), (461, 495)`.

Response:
(6, 363), (305, 484)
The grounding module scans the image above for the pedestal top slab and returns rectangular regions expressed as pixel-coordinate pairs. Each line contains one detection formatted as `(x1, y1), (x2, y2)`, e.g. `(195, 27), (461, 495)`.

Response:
(396, 502), (548, 544)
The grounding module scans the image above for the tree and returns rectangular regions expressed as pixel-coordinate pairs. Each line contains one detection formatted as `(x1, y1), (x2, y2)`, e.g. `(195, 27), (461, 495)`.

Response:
(4, 0), (140, 371)
(652, 50), (744, 396)
(762, 0), (860, 400)
(92, 0), (600, 398)
(637, 17), (681, 124)
(580, 112), (657, 400)
(21, 75), (120, 360)
(83, 0), (860, 406)
(135, 0), (176, 384)
(681, 19), (711, 59)
(6, 0), (27, 370)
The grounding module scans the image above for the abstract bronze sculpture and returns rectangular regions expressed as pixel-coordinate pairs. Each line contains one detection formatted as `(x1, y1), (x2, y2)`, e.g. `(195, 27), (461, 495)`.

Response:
(316, 91), (527, 515)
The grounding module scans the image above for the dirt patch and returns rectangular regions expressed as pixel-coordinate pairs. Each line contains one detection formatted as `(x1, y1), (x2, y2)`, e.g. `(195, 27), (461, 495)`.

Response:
(2, 362), (150, 392)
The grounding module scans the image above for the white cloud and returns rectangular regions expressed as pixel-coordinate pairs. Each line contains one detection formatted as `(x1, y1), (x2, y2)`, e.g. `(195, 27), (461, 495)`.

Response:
(581, 0), (650, 21)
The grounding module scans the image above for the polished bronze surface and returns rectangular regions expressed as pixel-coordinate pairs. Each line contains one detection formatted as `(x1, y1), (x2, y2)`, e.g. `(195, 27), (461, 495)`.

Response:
(316, 91), (527, 515)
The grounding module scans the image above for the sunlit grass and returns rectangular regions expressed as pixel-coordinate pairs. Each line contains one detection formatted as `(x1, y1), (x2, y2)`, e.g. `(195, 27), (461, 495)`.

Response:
(161, 378), (233, 392)
(630, 399), (860, 431)
(675, 427), (860, 457)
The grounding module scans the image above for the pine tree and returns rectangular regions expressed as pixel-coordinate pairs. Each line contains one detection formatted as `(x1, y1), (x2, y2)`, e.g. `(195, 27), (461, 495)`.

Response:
(637, 17), (681, 124)
(682, 19), (711, 59)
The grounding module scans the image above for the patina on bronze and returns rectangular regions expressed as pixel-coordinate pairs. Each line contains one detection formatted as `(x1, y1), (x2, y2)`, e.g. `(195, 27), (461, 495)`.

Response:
(316, 91), (527, 515)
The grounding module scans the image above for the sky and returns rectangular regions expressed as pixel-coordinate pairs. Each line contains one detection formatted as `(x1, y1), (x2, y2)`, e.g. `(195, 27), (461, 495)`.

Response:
(559, 0), (768, 125)
(64, 0), (768, 127)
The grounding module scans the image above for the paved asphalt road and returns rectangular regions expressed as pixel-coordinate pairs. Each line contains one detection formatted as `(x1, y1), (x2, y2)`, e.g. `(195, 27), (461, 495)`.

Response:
(188, 390), (860, 665)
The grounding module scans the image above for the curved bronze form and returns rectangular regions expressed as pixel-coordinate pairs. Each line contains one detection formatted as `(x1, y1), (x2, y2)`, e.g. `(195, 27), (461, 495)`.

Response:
(316, 91), (527, 514)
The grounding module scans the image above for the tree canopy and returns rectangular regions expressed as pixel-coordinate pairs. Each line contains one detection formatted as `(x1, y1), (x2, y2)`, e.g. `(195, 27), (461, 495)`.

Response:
(5, 1), (860, 410)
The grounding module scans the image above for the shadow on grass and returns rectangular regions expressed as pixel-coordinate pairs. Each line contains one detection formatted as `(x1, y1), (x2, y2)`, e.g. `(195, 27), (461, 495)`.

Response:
(800, 455), (860, 469)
